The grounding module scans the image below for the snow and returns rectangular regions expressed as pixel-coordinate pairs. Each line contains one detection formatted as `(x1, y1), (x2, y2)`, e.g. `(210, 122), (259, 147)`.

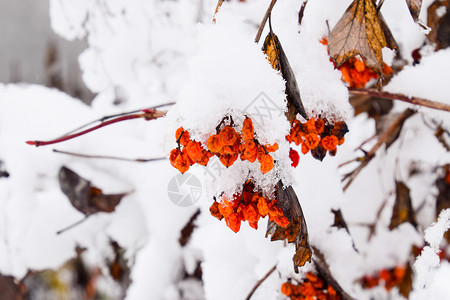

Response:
(1, 0), (450, 300)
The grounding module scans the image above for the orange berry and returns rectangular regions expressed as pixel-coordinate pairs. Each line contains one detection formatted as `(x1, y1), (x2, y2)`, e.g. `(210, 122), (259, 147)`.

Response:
(175, 127), (190, 146)
(218, 200), (234, 218)
(169, 148), (180, 168)
(258, 153), (274, 174)
(207, 134), (223, 153)
(304, 133), (320, 149)
(209, 202), (223, 220)
(264, 143), (279, 153)
(219, 126), (238, 146)
(186, 141), (206, 163)
(225, 213), (241, 233)
(321, 135), (338, 151)
(242, 118), (254, 141)
(354, 59), (365, 72)
(240, 141), (258, 163)
(257, 197), (269, 216)
(314, 118), (325, 134)
(219, 153), (238, 167)
(281, 282), (294, 296)
(248, 221), (258, 230)
(301, 142), (310, 154)
(305, 118), (317, 134)
(242, 204), (259, 223)
(174, 152), (190, 174)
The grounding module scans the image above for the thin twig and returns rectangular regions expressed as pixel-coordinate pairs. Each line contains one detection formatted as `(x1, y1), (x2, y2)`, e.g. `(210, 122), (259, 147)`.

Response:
(213, 0), (225, 23)
(53, 149), (167, 163)
(56, 102), (174, 139)
(342, 109), (416, 191)
(254, 0), (278, 43)
(245, 265), (277, 300)
(57, 214), (91, 235)
(312, 246), (356, 300)
(26, 109), (167, 147)
(349, 88), (450, 112)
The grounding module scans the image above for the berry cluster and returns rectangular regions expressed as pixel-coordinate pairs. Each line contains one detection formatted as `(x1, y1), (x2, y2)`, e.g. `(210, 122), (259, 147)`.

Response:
(281, 272), (340, 300)
(361, 266), (406, 291)
(338, 57), (392, 88)
(209, 180), (289, 233)
(169, 117), (279, 174)
(286, 117), (348, 161)
(320, 38), (392, 88)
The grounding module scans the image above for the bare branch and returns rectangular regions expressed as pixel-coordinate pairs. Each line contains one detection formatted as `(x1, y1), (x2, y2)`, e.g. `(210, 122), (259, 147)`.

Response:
(26, 109), (167, 147)
(254, 0), (278, 43)
(343, 109), (416, 191)
(349, 88), (450, 112)
(245, 265), (277, 300)
(213, 0), (225, 23)
(53, 149), (166, 163)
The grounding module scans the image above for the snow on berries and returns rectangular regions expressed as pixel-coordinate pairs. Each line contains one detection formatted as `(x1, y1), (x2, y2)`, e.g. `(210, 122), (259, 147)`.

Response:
(169, 117), (279, 174)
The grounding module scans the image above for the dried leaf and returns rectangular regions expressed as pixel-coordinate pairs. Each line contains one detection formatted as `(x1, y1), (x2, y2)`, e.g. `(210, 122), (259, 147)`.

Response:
(262, 32), (281, 70)
(179, 209), (201, 246)
(0, 274), (25, 300)
(108, 240), (131, 294)
(263, 32), (308, 121)
(389, 181), (417, 230)
(331, 209), (349, 231)
(349, 94), (393, 118)
(58, 166), (127, 215)
(406, 0), (422, 22)
(328, 0), (397, 74)
(266, 181), (312, 273)
(311, 145), (327, 161)
(427, 0), (450, 49)
(0, 160), (9, 179)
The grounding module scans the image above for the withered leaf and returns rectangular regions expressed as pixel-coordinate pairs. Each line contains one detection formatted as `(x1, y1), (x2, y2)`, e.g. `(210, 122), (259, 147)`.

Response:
(427, 0), (449, 47)
(263, 31), (308, 121)
(389, 181), (417, 230)
(406, 0), (422, 22)
(108, 240), (131, 294)
(0, 160), (9, 179)
(179, 209), (201, 247)
(311, 145), (327, 161)
(0, 274), (25, 300)
(332, 209), (349, 231)
(266, 181), (312, 273)
(331, 209), (359, 252)
(328, 0), (398, 75)
(58, 166), (127, 215)
(349, 94), (393, 118)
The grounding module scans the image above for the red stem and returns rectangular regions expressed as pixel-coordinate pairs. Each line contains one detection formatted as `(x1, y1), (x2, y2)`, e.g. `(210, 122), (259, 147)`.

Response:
(26, 114), (144, 147)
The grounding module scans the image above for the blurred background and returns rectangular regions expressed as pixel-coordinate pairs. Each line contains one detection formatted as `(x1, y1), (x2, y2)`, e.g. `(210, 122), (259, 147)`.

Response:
(0, 0), (94, 102)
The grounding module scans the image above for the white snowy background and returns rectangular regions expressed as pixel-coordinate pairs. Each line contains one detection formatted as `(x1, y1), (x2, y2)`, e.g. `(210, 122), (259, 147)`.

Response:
(0, 0), (449, 299)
